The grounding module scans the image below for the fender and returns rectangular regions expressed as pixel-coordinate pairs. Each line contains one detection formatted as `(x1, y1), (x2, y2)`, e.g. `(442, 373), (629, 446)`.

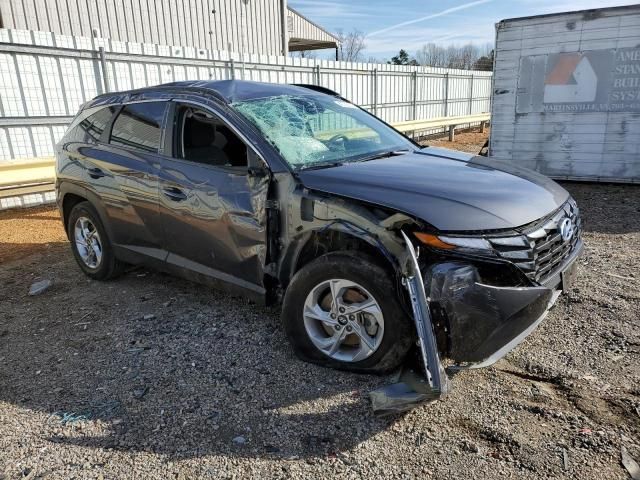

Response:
(57, 180), (115, 242)
(275, 185), (416, 289)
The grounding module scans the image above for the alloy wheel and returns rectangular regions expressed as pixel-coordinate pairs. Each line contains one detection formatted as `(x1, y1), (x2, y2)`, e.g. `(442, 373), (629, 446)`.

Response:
(303, 279), (385, 362)
(73, 216), (103, 269)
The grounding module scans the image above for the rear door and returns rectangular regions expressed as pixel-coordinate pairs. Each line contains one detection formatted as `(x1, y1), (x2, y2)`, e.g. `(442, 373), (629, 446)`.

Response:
(89, 101), (169, 262)
(57, 104), (119, 191)
(158, 100), (270, 296)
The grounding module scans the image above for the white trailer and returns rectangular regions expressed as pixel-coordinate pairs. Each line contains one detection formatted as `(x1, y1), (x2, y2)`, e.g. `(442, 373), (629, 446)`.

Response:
(489, 5), (640, 183)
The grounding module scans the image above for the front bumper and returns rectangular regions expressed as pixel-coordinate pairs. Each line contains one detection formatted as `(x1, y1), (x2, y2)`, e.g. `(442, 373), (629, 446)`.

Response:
(370, 237), (583, 415)
(432, 238), (583, 367)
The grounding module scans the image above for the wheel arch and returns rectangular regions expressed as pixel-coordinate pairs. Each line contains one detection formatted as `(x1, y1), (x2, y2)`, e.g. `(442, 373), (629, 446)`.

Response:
(59, 182), (114, 241)
(279, 225), (400, 291)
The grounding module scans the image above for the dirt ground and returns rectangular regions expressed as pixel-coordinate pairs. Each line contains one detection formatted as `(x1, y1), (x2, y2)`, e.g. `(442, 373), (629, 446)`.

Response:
(1, 133), (639, 479)
(426, 127), (490, 154)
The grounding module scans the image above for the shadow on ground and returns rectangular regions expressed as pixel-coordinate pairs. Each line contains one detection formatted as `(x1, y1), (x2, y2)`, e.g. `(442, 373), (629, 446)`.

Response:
(0, 247), (397, 460)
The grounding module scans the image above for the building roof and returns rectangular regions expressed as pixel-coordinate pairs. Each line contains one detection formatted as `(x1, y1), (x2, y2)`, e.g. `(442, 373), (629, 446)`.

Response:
(287, 7), (339, 51)
(287, 7), (340, 42)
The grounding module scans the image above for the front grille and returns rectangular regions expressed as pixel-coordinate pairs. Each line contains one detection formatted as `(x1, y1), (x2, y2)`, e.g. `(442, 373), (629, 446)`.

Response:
(488, 199), (582, 284)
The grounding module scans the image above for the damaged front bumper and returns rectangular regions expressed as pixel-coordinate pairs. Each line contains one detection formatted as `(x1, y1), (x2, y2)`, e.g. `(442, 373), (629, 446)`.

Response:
(370, 235), (584, 416)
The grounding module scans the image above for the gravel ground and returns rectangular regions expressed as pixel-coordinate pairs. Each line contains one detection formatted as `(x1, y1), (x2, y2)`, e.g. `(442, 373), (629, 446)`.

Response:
(1, 143), (639, 479)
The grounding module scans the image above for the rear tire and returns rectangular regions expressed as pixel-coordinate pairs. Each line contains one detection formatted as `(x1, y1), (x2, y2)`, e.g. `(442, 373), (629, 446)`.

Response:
(281, 252), (414, 373)
(67, 201), (124, 280)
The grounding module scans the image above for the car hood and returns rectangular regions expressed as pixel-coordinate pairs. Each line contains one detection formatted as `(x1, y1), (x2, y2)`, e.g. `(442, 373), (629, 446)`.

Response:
(297, 147), (569, 232)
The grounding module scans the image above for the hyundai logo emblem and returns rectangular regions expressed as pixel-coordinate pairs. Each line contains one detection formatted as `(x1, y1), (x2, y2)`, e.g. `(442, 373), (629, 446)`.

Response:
(559, 217), (574, 242)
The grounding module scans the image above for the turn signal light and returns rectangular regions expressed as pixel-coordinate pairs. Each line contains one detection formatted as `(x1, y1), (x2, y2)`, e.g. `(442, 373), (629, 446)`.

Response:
(413, 232), (456, 249)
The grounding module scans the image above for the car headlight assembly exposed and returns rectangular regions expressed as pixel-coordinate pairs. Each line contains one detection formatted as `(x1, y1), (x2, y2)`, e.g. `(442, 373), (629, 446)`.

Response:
(413, 232), (494, 255)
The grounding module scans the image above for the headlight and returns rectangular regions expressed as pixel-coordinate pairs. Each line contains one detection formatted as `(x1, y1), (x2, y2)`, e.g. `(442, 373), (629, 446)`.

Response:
(413, 232), (494, 254)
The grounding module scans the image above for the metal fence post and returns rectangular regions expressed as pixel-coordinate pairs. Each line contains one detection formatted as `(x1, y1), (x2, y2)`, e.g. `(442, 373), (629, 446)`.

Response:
(98, 47), (111, 93)
(444, 72), (449, 117)
(468, 74), (474, 115)
(412, 70), (417, 120)
(315, 64), (321, 85)
(372, 68), (378, 115)
(229, 58), (236, 80)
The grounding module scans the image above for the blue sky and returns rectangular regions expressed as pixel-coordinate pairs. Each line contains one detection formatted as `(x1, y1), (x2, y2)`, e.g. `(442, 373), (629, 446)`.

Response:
(288, 0), (639, 60)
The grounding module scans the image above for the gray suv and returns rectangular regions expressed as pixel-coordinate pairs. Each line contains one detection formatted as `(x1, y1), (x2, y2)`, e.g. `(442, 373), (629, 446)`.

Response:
(56, 80), (583, 413)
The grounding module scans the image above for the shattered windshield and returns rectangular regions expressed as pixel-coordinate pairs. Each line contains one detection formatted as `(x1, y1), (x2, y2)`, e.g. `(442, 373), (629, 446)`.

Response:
(232, 94), (413, 170)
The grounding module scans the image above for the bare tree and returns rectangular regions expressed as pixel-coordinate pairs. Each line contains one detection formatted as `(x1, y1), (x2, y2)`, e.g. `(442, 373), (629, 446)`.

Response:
(473, 49), (494, 71)
(416, 43), (446, 67)
(335, 29), (366, 62)
(415, 42), (494, 71)
(291, 50), (317, 59)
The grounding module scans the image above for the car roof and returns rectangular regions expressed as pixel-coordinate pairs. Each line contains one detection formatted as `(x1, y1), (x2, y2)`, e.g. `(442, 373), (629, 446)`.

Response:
(83, 80), (336, 110)
(165, 80), (329, 102)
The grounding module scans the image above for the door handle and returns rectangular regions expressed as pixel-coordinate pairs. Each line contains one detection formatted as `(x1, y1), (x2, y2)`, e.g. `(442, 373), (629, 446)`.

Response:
(87, 167), (105, 179)
(162, 186), (188, 201)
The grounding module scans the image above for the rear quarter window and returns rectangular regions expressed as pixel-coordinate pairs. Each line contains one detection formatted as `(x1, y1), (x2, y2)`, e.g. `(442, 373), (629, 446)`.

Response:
(79, 106), (117, 142)
(110, 102), (167, 153)
(64, 105), (118, 143)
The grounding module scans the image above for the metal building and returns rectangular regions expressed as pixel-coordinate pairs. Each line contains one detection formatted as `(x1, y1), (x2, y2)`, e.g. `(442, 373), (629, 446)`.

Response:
(490, 5), (640, 183)
(0, 0), (339, 57)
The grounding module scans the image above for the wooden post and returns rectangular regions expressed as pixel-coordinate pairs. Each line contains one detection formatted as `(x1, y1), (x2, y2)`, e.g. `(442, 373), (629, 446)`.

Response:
(480, 120), (485, 133)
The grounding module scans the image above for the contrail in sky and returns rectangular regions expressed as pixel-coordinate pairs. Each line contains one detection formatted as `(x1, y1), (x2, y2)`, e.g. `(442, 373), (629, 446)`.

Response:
(366, 0), (494, 37)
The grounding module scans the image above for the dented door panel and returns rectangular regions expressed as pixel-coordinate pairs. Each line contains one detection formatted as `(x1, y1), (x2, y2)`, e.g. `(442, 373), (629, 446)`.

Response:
(158, 159), (269, 293)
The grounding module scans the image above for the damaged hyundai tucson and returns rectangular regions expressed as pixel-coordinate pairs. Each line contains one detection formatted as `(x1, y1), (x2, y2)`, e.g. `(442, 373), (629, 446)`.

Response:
(56, 80), (583, 414)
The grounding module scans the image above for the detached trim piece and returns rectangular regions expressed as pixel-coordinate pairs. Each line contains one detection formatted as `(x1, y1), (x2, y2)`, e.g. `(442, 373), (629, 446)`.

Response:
(369, 232), (449, 415)
(400, 231), (447, 391)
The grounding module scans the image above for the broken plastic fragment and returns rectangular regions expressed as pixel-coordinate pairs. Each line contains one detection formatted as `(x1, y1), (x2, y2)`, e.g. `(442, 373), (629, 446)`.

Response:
(369, 367), (444, 416)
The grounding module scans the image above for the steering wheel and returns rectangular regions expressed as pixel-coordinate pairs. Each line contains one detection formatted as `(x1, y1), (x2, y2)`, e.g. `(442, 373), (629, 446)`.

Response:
(327, 134), (349, 149)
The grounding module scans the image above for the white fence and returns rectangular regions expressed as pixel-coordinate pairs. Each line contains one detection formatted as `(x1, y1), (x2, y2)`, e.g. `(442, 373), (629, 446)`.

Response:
(0, 28), (492, 162)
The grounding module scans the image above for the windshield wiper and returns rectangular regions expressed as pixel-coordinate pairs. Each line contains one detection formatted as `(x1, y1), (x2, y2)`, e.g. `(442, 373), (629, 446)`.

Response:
(352, 149), (411, 163)
(298, 149), (410, 171)
(298, 160), (344, 171)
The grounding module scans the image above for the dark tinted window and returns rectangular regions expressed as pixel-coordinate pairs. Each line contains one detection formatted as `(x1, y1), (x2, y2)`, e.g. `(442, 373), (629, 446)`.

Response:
(110, 102), (166, 153)
(64, 105), (116, 143)
(78, 106), (117, 142)
(176, 105), (247, 167)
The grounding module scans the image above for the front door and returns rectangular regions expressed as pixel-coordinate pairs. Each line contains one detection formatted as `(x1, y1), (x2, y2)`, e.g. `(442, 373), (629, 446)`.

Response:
(158, 101), (269, 296)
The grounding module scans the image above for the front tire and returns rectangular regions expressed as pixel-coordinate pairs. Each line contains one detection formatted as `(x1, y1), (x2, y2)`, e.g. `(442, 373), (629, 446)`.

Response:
(67, 201), (124, 280)
(281, 252), (414, 373)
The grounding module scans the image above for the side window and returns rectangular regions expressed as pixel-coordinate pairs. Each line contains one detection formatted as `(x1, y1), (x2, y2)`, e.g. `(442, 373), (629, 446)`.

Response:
(175, 105), (247, 168)
(64, 105), (117, 143)
(110, 102), (166, 153)
(78, 106), (117, 142)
